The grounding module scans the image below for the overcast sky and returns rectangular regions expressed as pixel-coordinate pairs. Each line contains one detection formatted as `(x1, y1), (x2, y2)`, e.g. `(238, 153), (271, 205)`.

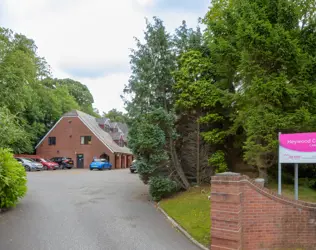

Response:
(0, 0), (209, 113)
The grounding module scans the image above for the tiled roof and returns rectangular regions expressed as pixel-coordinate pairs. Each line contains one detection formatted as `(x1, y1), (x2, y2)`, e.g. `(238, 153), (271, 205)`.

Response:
(63, 110), (131, 154)
(115, 123), (129, 141)
(110, 131), (123, 141)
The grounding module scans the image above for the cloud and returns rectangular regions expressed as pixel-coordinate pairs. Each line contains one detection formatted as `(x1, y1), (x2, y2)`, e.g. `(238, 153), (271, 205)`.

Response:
(149, 0), (210, 13)
(80, 73), (130, 113)
(2, 0), (208, 113)
(60, 62), (130, 78)
(136, 0), (155, 7)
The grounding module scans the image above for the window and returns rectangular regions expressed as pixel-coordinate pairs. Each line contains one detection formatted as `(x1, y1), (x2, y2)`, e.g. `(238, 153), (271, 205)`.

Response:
(80, 136), (92, 145)
(48, 137), (56, 145)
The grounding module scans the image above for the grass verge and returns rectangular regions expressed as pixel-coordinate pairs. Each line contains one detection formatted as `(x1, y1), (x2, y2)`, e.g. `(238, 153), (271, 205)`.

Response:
(159, 186), (211, 247)
(268, 182), (316, 203)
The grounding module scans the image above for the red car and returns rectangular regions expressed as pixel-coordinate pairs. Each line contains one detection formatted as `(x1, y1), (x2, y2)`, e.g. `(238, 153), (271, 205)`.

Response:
(34, 158), (59, 170)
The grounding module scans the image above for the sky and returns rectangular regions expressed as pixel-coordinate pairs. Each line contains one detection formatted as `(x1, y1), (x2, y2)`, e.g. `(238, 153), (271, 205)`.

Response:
(0, 0), (209, 114)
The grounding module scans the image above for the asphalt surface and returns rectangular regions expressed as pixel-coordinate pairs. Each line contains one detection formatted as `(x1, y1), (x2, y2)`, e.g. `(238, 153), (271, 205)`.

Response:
(0, 169), (200, 250)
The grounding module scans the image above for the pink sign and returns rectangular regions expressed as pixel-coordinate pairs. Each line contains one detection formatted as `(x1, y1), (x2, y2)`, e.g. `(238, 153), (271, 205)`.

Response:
(280, 133), (316, 152)
(279, 133), (316, 163)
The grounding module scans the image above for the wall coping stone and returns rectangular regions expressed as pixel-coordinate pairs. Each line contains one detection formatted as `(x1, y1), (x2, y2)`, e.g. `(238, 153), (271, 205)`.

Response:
(216, 172), (241, 176)
(212, 174), (316, 210)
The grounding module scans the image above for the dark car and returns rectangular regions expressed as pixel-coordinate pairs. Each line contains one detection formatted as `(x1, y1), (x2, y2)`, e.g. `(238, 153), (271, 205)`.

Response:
(50, 157), (74, 169)
(15, 157), (43, 171)
(130, 160), (137, 173)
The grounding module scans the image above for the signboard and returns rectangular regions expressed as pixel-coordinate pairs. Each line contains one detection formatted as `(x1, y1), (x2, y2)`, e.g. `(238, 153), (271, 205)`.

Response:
(279, 132), (316, 163)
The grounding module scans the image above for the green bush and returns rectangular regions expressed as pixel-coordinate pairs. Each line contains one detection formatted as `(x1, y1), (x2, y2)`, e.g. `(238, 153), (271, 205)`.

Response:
(0, 148), (27, 209)
(149, 176), (178, 201)
(298, 178), (316, 190)
(136, 160), (157, 184)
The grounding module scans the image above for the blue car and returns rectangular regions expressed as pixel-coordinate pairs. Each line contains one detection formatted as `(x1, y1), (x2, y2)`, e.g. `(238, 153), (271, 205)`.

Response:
(89, 158), (112, 171)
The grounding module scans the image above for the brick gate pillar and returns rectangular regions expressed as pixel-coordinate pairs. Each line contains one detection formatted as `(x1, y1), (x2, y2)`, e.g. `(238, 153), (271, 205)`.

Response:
(211, 172), (242, 250)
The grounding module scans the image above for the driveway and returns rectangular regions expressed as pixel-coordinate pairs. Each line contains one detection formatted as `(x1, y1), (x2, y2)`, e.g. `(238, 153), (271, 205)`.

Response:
(0, 169), (200, 250)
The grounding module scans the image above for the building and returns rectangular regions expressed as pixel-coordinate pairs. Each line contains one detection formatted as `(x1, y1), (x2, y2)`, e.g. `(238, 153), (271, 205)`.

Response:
(35, 110), (133, 169)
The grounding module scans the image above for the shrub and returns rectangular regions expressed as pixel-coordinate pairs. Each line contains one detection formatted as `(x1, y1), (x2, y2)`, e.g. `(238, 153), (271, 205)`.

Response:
(136, 160), (154, 184)
(298, 177), (316, 190)
(149, 176), (178, 201)
(0, 148), (27, 209)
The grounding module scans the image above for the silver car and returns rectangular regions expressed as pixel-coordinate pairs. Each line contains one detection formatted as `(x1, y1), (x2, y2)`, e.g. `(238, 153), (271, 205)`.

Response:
(15, 157), (44, 171)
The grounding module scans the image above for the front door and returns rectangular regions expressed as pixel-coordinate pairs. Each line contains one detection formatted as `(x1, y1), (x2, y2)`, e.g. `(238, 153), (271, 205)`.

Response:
(77, 154), (84, 168)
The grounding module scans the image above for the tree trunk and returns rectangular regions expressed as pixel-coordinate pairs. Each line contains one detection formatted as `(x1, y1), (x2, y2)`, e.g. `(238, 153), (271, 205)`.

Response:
(258, 167), (268, 184)
(168, 135), (190, 189)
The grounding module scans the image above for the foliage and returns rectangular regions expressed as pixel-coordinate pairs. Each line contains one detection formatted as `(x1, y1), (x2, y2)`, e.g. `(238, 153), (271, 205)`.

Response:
(125, 0), (316, 185)
(149, 176), (178, 201)
(298, 178), (316, 190)
(0, 27), (97, 153)
(0, 148), (27, 209)
(125, 17), (190, 190)
(103, 108), (127, 123)
(0, 107), (33, 153)
(209, 151), (228, 173)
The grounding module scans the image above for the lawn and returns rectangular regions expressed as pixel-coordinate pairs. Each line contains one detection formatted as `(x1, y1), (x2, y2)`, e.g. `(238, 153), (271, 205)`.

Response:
(159, 186), (211, 247)
(268, 182), (316, 203)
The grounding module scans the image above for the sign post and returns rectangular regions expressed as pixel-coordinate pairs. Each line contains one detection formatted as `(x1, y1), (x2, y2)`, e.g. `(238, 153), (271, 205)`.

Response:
(278, 132), (282, 195)
(294, 163), (298, 200)
(279, 132), (316, 200)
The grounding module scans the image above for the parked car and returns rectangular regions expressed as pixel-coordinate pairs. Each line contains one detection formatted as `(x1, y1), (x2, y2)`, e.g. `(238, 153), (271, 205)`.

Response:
(130, 160), (137, 173)
(34, 158), (59, 170)
(50, 157), (74, 169)
(15, 157), (43, 171)
(89, 158), (112, 171)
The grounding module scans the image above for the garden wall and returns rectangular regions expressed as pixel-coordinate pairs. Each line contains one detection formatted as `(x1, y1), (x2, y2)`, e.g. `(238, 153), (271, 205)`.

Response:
(211, 172), (316, 250)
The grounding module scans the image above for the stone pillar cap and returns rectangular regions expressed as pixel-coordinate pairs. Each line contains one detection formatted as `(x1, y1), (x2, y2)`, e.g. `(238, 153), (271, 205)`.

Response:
(255, 178), (265, 183)
(215, 172), (241, 176)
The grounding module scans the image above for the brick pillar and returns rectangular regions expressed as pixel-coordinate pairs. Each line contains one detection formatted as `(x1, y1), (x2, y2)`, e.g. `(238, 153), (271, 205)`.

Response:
(125, 155), (128, 168)
(211, 172), (242, 250)
(116, 154), (122, 169)
(121, 155), (124, 168)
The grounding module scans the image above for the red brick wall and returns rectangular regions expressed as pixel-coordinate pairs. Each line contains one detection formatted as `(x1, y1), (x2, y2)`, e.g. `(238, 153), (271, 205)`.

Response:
(211, 173), (316, 250)
(36, 117), (115, 168)
(115, 155), (122, 169)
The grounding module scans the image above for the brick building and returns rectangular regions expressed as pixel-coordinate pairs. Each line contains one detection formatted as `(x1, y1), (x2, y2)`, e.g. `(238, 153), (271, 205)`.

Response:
(36, 110), (133, 169)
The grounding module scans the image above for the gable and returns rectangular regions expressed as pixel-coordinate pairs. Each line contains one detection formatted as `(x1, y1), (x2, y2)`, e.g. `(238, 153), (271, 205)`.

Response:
(35, 116), (114, 153)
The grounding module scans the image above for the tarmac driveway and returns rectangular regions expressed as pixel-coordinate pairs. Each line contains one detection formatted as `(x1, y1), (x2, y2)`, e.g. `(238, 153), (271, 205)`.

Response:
(0, 169), (200, 250)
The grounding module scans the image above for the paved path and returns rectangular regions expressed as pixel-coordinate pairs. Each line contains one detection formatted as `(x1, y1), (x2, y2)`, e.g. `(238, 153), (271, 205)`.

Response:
(0, 169), (199, 250)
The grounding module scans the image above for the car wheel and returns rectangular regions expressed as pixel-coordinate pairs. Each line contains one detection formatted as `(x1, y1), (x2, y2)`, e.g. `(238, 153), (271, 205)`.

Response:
(28, 166), (32, 172)
(130, 170), (135, 173)
(90, 168), (93, 171)
(43, 166), (47, 171)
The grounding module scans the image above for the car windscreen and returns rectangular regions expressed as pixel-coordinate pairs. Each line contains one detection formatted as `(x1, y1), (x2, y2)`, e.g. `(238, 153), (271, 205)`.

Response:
(93, 159), (106, 162)
(23, 159), (33, 163)
(25, 158), (36, 162)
